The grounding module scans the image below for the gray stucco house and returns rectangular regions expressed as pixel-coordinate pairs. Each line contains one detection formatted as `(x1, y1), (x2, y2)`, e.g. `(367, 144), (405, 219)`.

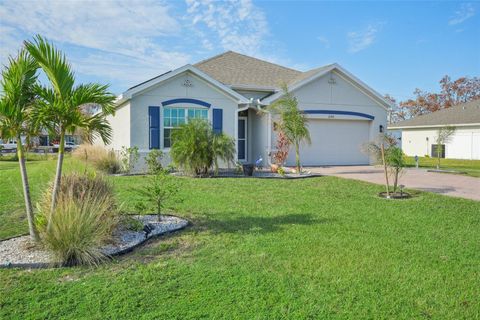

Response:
(103, 51), (390, 168)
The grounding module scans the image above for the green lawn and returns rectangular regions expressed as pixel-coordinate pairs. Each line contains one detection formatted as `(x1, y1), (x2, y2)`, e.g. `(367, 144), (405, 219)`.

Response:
(0, 158), (479, 319)
(404, 156), (480, 177)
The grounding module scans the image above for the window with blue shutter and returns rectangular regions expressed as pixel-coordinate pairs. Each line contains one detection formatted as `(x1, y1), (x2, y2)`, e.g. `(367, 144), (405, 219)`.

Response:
(148, 106), (160, 149)
(212, 108), (223, 134)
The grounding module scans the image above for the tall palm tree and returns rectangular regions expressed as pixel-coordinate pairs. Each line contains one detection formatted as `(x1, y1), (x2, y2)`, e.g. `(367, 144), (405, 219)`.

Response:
(24, 35), (116, 211)
(269, 85), (310, 173)
(0, 50), (40, 240)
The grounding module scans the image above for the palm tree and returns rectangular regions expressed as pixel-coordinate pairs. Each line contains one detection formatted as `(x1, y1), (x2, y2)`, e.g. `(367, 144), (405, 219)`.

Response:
(211, 133), (235, 175)
(0, 50), (40, 240)
(269, 85), (310, 173)
(24, 35), (116, 211)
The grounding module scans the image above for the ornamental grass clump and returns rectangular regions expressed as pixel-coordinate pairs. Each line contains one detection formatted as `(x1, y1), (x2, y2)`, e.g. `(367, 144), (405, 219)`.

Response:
(36, 173), (119, 266)
(95, 150), (122, 174)
(73, 144), (121, 174)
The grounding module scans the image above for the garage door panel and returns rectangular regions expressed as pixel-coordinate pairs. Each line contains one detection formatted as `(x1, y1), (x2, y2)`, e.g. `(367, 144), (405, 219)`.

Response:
(286, 119), (370, 166)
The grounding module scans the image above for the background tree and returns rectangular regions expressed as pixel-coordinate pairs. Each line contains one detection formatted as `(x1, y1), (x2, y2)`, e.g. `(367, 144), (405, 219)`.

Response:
(388, 75), (480, 122)
(435, 126), (456, 169)
(269, 85), (310, 173)
(24, 35), (116, 211)
(0, 50), (39, 240)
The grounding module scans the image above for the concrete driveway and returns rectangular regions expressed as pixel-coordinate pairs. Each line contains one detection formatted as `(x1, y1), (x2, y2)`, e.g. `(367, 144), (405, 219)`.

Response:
(307, 166), (480, 201)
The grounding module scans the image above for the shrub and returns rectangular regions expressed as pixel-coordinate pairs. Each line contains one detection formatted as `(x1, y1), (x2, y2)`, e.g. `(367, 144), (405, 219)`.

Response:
(272, 130), (290, 165)
(120, 146), (139, 173)
(36, 173), (119, 266)
(145, 149), (164, 174)
(170, 119), (235, 176)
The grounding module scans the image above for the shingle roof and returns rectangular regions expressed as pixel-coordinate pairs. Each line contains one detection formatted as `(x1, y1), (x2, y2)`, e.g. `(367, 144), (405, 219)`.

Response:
(389, 99), (480, 128)
(125, 50), (336, 95)
(195, 51), (316, 89)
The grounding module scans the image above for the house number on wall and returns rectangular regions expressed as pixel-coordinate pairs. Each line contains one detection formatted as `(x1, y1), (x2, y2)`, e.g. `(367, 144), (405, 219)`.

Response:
(328, 115), (335, 119)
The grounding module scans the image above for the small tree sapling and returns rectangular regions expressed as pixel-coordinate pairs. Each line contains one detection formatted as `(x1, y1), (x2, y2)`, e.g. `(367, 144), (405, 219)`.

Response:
(435, 126), (455, 169)
(135, 170), (180, 221)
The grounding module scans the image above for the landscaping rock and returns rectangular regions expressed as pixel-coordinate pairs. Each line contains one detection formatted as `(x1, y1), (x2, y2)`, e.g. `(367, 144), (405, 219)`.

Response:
(0, 215), (188, 268)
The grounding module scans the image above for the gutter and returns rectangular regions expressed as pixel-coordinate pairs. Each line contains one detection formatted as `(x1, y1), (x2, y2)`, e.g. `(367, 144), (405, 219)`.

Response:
(388, 123), (480, 130)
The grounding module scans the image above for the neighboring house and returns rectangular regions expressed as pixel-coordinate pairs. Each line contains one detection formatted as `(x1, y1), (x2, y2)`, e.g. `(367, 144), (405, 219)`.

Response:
(388, 99), (480, 160)
(104, 51), (390, 168)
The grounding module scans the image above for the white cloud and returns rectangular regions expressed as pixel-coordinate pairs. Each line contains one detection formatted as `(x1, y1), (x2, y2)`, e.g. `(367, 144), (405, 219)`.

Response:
(0, 0), (291, 91)
(0, 0), (191, 90)
(317, 36), (330, 49)
(347, 24), (382, 53)
(185, 0), (268, 55)
(449, 3), (475, 25)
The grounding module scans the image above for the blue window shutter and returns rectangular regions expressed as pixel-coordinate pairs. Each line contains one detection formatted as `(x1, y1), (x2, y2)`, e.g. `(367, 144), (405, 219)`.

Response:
(212, 108), (223, 134)
(148, 106), (160, 149)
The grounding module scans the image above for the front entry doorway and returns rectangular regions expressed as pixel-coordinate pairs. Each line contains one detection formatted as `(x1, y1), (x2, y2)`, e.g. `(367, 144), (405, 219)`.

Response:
(238, 117), (247, 161)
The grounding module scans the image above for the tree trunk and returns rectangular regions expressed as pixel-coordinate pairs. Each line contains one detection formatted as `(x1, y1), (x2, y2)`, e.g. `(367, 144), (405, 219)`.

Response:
(50, 131), (65, 213)
(295, 142), (300, 173)
(380, 143), (390, 197)
(393, 168), (399, 193)
(17, 136), (39, 241)
(157, 200), (162, 221)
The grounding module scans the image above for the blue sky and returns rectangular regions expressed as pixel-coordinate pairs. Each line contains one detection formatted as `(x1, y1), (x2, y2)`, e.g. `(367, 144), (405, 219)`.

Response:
(0, 0), (478, 101)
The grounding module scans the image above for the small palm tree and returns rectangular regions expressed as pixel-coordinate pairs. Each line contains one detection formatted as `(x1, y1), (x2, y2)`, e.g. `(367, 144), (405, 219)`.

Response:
(170, 119), (235, 176)
(171, 119), (212, 176)
(211, 133), (235, 175)
(0, 50), (40, 240)
(269, 85), (310, 173)
(24, 35), (116, 211)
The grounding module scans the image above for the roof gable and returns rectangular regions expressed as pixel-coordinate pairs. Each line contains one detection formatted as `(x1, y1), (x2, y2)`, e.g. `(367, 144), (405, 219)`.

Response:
(261, 64), (392, 109)
(116, 64), (249, 105)
(389, 99), (480, 128)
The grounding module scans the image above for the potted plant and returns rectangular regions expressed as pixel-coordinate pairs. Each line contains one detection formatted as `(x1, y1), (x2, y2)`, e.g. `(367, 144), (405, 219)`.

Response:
(242, 163), (255, 176)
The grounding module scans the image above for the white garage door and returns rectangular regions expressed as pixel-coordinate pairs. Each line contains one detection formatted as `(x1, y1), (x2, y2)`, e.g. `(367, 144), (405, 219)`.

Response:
(286, 119), (371, 166)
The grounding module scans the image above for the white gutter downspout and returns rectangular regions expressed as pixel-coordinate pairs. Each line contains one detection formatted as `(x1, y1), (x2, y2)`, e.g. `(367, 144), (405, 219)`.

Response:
(251, 99), (273, 166)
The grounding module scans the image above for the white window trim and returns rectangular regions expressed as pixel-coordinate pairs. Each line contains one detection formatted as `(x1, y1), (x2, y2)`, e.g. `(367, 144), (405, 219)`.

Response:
(161, 106), (210, 149)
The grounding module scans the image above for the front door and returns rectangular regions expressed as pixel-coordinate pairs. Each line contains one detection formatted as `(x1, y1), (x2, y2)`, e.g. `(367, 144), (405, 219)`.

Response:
(238, 117), (247, 161)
